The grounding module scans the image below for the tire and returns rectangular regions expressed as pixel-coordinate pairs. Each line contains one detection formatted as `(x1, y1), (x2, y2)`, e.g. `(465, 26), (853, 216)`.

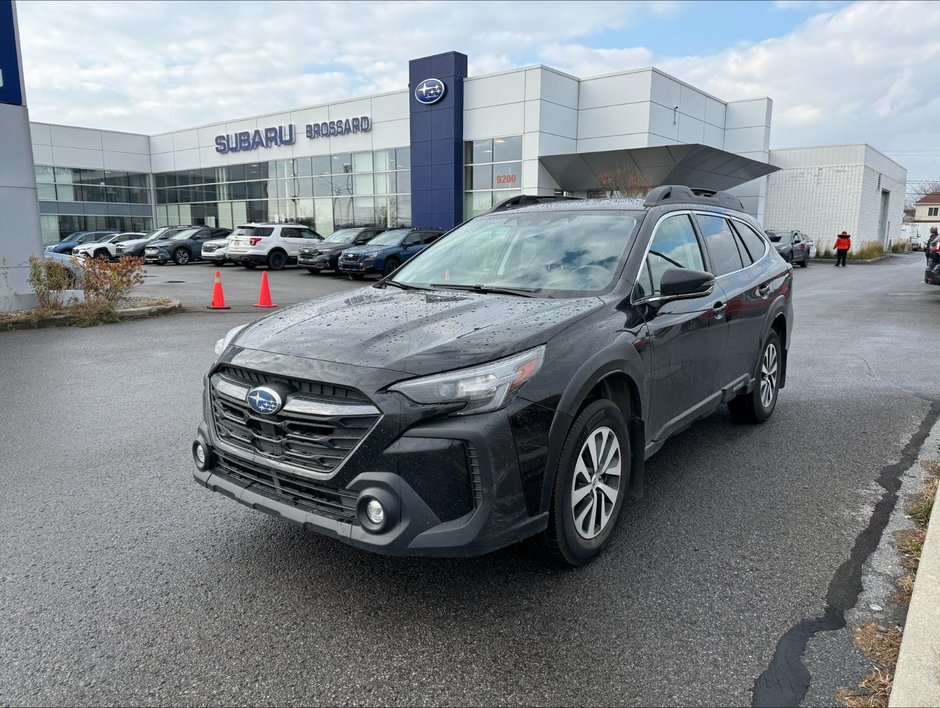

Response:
(543, 399), (630, 566)
(728, 330), (782, 424)
(306, 268), (318, 274)
(267, 250), (287, 270)
(348, 274), (365, 280)
(173, 248), (190, 265)
(242, 262), (256, 270)
(800, 254), (809, 267)
(93, 250), (109, 260)
(382, 258), (400, 277)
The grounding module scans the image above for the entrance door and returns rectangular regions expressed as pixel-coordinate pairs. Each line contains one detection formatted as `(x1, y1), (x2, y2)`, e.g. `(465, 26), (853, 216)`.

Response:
(878, 189), (890, 248)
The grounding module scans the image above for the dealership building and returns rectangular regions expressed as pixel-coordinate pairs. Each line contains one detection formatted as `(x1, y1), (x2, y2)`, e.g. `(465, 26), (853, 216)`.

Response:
(2, 39), (909, 308)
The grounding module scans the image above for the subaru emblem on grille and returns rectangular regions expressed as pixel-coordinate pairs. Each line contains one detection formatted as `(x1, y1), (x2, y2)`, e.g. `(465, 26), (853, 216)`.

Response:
(246, 386), (283, 415)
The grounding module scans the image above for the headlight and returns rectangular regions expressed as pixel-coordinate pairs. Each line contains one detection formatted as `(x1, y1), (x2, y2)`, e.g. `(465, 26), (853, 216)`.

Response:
(214, 323), (250, 357)
(389, 346), (545, 415)
(363, 256), (376, 264)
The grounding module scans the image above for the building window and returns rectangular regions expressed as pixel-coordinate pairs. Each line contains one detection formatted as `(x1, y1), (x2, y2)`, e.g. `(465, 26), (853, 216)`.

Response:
(153, 149), (412, 232)
(463, 135), (523, 220)
(929, 207), (939, 217)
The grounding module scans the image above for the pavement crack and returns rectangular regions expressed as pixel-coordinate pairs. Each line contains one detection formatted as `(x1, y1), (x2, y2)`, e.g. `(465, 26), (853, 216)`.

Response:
(751, 401), (940, 708)
(854, 353), (934, 403)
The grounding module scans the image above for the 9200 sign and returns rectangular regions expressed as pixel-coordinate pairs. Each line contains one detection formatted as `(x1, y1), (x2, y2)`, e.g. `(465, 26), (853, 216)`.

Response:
(495, 174), (517, 185)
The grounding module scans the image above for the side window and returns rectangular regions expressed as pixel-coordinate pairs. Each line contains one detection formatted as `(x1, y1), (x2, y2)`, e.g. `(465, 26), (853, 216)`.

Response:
(730, 220), (768, 262)
(300, 229), (321, 240)
(695, 214), (744, 276)
(281, 227), (300, 238)
(403, 233), (422, 247)
(639, 214), (706, 297)
(424, 232), (442, 244)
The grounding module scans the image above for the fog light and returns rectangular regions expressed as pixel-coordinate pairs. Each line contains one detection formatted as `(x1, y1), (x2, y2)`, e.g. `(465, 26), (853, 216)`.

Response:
(192, 440), (213, 471)
(365, 498), (385, 525)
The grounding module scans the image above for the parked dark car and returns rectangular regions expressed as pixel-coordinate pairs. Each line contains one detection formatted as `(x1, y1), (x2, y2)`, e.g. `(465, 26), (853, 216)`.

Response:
(144, 226), (232, 265)
(298, 226), (386, 273)
(44, 230), (119, 255)
(194, 186), (793, 566)
(116, 226), (193, 259)
(338, 227), (444, 278)
(765, 229), (810, 267)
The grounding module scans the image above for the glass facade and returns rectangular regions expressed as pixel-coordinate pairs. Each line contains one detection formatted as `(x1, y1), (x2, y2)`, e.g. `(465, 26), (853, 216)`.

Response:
(154, 147), (412, 235)
(35, 166), (153, 243)
(464, 135), (523, 219)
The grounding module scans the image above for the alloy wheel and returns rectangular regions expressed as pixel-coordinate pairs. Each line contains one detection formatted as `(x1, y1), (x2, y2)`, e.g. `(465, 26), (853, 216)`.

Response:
(570, 426), (622, 539)
(760, 342), (779, 409)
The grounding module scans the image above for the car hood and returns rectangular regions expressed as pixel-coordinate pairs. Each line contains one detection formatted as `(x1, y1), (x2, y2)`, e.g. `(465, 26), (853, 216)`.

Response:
(343, 244), (393, 257)
(120, 237), (153, 249)
(147, 239), (188, 249)
(232, 287), (603, 375)
(315, 243), (356, 255)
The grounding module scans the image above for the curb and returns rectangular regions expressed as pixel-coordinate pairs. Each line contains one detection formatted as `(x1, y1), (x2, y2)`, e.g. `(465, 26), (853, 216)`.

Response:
(812, 255), (893, 265)
(0, 299), (182, 331)
(889, 471), (940, 707)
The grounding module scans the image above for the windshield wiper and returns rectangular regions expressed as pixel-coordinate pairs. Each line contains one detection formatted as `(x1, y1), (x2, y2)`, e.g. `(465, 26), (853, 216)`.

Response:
(429, 283), (539, 298)
(377, 280), (433, 291)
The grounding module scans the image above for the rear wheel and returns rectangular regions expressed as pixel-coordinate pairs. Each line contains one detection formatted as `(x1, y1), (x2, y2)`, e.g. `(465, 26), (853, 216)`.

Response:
(93, 250), (109, 260)
(543, 399), (629, 566)
(173, 248), (190, 265)
(799, 252), (809, 267)
(267, 250), (287, 270)
(728, 330), (781, 424)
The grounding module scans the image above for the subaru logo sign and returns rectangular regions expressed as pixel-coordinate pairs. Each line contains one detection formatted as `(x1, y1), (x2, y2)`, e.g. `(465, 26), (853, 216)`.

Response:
(415, 78), (445, 105)
(246, 386), (283, 415)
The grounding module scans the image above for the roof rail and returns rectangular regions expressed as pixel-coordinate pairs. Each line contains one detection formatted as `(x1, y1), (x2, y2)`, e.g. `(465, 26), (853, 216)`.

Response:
(643, 185), (744, 211)
(488, 194), (582, 213)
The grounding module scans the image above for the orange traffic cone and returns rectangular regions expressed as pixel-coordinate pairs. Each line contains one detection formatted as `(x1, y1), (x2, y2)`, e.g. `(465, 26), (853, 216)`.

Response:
(207, 271), (230, 310)
(254, 271), (277, 308)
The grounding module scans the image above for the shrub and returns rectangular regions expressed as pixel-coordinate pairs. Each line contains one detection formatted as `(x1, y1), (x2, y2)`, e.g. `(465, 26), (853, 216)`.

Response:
(68, 299), (119, 327)
(81, 256), (145, 303)
(890, 241), (911, 253)
(27, 255), (74, 309)
(850, 240), (885, 260)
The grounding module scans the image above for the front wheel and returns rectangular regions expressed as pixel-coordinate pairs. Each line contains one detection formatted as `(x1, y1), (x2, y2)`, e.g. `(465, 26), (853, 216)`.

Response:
(728, 330), (781, 424)
(173, 248), (190, 265)
(543, 399), (630, 566)
(306, 268), (318, 275)
(382, 258), (400, 277)
(242, 262), (256, 270)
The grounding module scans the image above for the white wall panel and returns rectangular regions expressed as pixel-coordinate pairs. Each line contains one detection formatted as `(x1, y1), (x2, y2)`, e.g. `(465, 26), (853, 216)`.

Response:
(705, 98), (726, 127)
(172, 130), (199, 151)
(100, 131), (149, 154)
(679, 85), (708, 120)
(173, 148), (200, 171)
(30, 122), (52, 145)
(32, 144), (53, 166)
(102, 150), (152, 172)
(525, 69), (541, 102)
(539, 68), (580, 107)
(677, 115), (705, 144)
(49, 125), (102, 150)
(577, 134), (648, 153)
(371, 91), (409, 122)
(198, 146), (226, 168)
(465, 71), (526, 110)
(703, 123), (724, 149)
(579, 70), (650, 110)
(538, 100), (578, 138)
(724, 126), (769, 154)
(647, 102), (679, 142)
(369, 118), (409, 150)
(50, 146), (104, 169)
(539, 132), (577, 156)
(150, 152), (175, 173)
(149, 134), (174, 154)
(578, 103), (648, 139)
(464, 104), (525, 139)
(329, 99), (371, 122)
(725, 98), (771, 129)
(290, 107), (330, 128)
(649, 71), (680, 109)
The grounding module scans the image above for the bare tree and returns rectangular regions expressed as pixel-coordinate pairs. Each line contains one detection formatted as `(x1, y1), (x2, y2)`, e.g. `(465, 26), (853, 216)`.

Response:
(906, 180), (940, 210)
(597, 165), (656, 198)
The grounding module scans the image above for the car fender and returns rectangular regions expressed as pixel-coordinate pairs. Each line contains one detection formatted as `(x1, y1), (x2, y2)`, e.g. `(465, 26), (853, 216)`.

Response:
(537, 332), (648, 513)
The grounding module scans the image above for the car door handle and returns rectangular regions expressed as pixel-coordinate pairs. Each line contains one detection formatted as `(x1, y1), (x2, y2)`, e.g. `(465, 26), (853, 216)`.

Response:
(712, 301), (727, 319)
(757, 284), (771, 298)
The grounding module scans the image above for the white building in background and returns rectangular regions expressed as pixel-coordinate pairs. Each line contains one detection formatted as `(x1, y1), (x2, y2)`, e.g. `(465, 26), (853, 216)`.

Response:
(910, 192), (940, 240)
(763, 145), (907, 251)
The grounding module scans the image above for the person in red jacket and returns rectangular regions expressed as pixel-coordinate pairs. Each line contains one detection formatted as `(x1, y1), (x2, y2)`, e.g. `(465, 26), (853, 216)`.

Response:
(833, 231), (851, 267)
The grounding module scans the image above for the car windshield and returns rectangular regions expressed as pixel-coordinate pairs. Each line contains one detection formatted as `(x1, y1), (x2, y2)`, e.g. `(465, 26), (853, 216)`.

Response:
(366, 229), (410, 247)
(323, 228), (364, 244)
(391, 210), (640, 296)
(168, 229), (199, 240)
(76, 233), (100, 243)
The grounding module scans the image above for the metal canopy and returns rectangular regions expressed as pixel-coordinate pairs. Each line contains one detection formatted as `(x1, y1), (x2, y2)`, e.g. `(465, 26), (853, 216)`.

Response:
(539, 144), (779, 192)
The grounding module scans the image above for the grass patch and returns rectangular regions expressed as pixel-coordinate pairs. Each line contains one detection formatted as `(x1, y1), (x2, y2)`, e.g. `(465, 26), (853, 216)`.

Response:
(816, 240), (886, 260)
(836, 623), (903, 707)
(68, 299), (118, 327)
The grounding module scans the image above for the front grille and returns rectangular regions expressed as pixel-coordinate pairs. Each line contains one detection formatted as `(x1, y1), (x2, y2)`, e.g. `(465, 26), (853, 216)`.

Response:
(115, 245), (125, 254)
(202, 244), (219, 252)
(210, 367), (379, 475)
(214, 450), (358, 523)
(467, 444), (484, 508)
(343, 253), (359, 261)
(299, 248), (313, 255)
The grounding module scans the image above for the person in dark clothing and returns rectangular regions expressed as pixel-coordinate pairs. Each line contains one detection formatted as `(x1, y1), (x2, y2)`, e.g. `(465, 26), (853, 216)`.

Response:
(833, 231), (851, 267)
(927, 226), (939, 263)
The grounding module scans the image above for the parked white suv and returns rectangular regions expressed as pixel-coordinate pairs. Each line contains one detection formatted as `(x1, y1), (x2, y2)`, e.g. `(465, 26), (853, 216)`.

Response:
(73, 232), (146, 260)
(226, 223), (324, 270)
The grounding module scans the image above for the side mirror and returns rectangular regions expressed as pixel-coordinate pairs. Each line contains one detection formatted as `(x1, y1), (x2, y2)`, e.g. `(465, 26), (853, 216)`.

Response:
(643, 268), (715, 310)
(659, 268), (715, 298)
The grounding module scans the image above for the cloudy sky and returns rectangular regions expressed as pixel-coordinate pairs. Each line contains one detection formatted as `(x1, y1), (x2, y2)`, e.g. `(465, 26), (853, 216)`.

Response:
(14, 0), (940, 181)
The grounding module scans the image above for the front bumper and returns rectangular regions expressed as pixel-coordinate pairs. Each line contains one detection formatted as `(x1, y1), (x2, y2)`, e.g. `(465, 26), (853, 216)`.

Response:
(231, 253), (268, 266)
(338, 260), (377, 274)
(192, 352), (552, 557)
(145, 250), (169, 263)
(299, 254), (336, 270)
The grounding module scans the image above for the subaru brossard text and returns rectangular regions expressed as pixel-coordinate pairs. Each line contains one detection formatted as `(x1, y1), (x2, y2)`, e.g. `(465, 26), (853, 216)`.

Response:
(193, 186), (793, 566)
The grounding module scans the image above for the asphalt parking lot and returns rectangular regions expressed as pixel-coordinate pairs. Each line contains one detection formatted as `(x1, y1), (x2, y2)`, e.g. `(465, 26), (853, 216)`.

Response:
(1, 254), (939, 706)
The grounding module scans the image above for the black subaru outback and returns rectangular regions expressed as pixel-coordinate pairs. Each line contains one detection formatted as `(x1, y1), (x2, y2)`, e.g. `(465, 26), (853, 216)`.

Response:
(193, 186), (793, 565)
